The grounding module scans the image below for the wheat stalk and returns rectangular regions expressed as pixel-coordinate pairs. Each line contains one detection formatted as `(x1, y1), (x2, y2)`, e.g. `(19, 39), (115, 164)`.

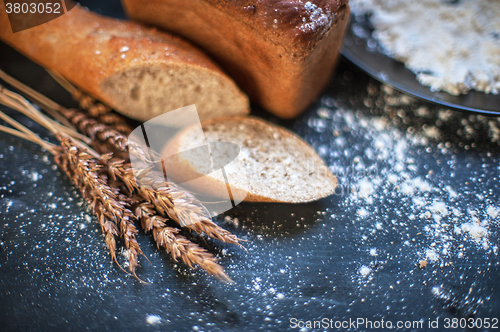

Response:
(47, 69), (111, 117)
(135, 202), (231, 282)
(0, 77), (236, 282)
(95, 112), (133, 134)
(105, 161), (233, 281)
(0, 107), (122, 272)
(55, 139), (128, 271)
(1, 69), (244, 247)
(134, 167), (244, 246)
(0, 88), (145, 280)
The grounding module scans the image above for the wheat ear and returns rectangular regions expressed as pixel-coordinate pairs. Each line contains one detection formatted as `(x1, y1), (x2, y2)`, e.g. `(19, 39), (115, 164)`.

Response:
(2, 70), (244, 246)
(0, 79), (236, 281)
(0, 87), (145, 280)
(135, 202), (232, 282)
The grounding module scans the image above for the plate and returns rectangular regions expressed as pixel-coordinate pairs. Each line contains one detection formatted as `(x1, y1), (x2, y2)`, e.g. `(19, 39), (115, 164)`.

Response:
(341, 15), (500, 115)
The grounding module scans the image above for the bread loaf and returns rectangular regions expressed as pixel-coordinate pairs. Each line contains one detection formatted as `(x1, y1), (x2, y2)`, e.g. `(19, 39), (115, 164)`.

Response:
(121, 0), (350, 119)
(0, 4), (249, 123)
(162, 116), (337, 203)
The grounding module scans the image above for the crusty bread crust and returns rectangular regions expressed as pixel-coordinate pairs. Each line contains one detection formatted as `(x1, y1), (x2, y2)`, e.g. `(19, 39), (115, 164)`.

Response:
(197, 0), (349, 59)
(121, 0), (350, 118)
(162, 116), (338, 203)
(0, 4), (249, 122)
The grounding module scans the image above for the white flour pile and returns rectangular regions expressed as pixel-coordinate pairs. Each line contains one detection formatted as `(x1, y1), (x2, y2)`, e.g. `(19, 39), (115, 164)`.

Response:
(350, 0), (500, 95)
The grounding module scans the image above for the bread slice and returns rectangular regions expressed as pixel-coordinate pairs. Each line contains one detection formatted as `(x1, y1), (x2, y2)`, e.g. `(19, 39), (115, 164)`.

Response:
(0, 4), (249, 123)
(121, 0), (350, 119)
(162, 116), (337, 203)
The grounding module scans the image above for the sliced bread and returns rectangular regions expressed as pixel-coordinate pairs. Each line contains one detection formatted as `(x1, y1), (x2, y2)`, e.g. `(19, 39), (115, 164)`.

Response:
(121, 0), (350, 119)
(0, 4), (249, 123)
(162, 116), (337, 203)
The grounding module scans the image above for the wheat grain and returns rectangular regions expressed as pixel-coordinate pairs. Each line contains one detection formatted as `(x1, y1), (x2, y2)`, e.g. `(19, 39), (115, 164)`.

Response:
(0, 75), (243, 280)
(55, 138), (147, 278)
(0, 88), (146, 279)
(50, 105), (243, 245)
(95, 112), (133, 134)
(135, 202), (232, 282)
(133, 167), (243, 246)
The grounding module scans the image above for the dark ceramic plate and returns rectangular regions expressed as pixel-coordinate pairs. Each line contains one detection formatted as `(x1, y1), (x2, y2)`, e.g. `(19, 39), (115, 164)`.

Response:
(341, 15), (500, 115)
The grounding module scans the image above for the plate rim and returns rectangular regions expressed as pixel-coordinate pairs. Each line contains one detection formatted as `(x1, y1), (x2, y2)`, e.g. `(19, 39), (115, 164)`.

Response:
(341, 17), (500, 116)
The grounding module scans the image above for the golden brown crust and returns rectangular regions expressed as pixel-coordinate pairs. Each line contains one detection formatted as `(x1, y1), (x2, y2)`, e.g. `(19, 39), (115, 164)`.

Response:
(0, 4), (249, 121)
(206, 0), (349, 58)
(122, 0), (350, 118)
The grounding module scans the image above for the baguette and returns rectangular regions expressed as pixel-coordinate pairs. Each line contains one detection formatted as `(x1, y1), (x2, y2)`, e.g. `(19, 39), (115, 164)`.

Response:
(121, 0), (350, 119)
(162, 116), (337, 203)
(0, 4), (249, 123)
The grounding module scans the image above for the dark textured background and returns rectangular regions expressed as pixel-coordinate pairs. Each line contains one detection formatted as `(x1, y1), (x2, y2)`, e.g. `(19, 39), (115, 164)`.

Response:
(0, 1), (499, 331)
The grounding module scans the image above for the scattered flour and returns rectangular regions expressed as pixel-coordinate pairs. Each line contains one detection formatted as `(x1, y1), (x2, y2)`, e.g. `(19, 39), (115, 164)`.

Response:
(359, 265), (372, 277)
(425, 249), (439, 263)
(487, 206), (499, 219)
(357, 208), (369, 218)
(428, 201), (449, 216)
(313, 85), (499, 282)
(299, 1), (330, 33)
(353, 178), (375, 201)
(461, 223), (488, 240)
(145, 314), (162, 325)
(224, 215), (240, 228)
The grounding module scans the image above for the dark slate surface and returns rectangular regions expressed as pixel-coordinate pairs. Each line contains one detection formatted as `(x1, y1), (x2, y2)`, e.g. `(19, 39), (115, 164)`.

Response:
(0, 1), (499, 331)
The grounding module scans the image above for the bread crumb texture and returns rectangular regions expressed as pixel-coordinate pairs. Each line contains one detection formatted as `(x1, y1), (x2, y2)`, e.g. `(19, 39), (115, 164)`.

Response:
(101, 65), (247, 123)
(179, 116), (337, 202)
(350, 0), (500, 95)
